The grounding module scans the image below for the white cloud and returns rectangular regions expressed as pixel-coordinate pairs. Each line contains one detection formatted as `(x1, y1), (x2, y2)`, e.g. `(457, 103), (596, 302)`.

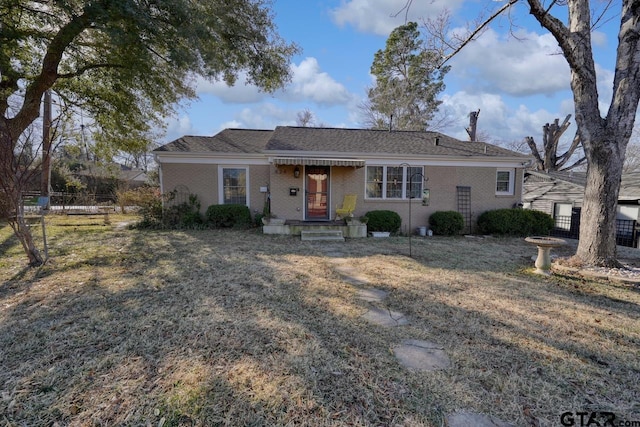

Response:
(330, 0), (463, 36)
(283, 58), (356, 106)
(449, 28), (571, 97)
(194, 58), (356, 108)
(195, 74), (265, 104)
(214, 104), (297, 131)
(591, 31), (607, 47)
(440, 90), (576, 145)
(162, 114), (195, 142)
(216, 120), (243, 132)
(595, 64), (615, 112)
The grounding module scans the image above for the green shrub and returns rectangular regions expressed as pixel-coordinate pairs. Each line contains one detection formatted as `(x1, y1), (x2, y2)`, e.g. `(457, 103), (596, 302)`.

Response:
(477, 208), (554, 236)
(163, 194), (203, 229)
(132, 187), (163, 228)
(132, 190), (204, 229)
(116, 186), (159, 215)
(206, 204), (252, 228)
(363, 210), (401, 233)
(429, 211), (464, 236)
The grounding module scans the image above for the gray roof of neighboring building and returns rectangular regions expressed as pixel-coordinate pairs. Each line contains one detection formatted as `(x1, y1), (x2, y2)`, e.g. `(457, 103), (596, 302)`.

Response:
(620, 172), (640, 200)
(525, 170), (640, 201)
(154, 126), (529, 159)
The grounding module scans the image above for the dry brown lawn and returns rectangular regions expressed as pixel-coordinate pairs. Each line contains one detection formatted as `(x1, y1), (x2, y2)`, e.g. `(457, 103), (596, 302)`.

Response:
(1, 215), (639, 426)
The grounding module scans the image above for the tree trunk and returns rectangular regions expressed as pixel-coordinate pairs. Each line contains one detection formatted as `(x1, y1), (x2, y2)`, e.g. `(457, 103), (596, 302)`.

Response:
(10, 217), (44, 266)
(575, 136), (624, 266)
(466, 109), (480, 141)
(1, 122), (45, 266)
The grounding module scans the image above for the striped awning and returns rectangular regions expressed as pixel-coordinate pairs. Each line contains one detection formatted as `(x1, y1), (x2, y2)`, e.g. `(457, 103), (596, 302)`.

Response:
(272, 157), (365, 167)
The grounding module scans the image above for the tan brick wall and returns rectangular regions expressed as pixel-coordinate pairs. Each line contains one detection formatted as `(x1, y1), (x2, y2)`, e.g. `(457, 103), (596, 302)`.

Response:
(269, 166), (370, 221)
(161, 162), (524, 231)
(160, 163), (218, 210)
(357, 165), (524, 234)
(160, 163), (270, 215)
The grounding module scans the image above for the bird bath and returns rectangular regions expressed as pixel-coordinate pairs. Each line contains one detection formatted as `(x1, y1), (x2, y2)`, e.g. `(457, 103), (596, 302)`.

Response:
(524, 236), (566, 275)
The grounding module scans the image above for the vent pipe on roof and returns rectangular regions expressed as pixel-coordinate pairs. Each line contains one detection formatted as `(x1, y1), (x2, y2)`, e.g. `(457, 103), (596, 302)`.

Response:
(389, 114), (393, 132)
(484, 145), (487, 154)
(434, 137), (440, 146)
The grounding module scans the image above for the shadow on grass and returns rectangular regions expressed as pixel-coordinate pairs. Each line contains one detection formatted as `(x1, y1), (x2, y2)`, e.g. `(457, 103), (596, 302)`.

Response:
(1, 228), (639, 426)
(0, 223), (20, 259)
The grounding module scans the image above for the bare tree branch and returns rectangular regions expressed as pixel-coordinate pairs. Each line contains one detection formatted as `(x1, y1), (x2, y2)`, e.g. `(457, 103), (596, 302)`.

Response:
(427, 0), (519, 68)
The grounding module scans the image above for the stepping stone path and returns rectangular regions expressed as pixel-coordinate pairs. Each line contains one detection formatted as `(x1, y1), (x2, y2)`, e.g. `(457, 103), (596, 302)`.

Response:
(325, 251), (514, 427)
(355, 288), (388, 302)
(446, 411), (515, 427)
(362, 306), (409, 327)
(393, 339), (450, 371)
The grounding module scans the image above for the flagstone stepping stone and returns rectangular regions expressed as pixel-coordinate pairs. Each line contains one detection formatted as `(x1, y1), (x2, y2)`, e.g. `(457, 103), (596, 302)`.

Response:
(362, 306), (408, 327)
(355, 288), (388, 302)
(445, 411), (514, 427)
(324, 251), (345, 258)
(332, 265), (370, 285)
(393, 339), (450, 371)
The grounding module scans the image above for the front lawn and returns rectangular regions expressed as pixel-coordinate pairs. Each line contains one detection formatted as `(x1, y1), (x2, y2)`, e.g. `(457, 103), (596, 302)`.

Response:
(1, 215), (639, 426)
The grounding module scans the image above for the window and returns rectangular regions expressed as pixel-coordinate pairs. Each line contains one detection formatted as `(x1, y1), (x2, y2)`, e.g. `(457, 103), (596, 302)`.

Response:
(366, 166), (383, 198)
(365, 165), (424, 199)
(496, 169), (514, 195)
(386, 167), (403, 198)
(406, 166), (423, 199)
(554, 203), (573, 231)
(220, 167), (248, 205)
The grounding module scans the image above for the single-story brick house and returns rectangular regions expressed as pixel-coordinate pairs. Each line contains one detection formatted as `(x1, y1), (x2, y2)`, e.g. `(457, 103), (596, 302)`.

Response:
(153, 126), (531, 235)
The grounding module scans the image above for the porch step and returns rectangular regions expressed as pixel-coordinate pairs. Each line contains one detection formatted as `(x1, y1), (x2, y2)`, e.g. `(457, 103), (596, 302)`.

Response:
(301, 230), (345, 242)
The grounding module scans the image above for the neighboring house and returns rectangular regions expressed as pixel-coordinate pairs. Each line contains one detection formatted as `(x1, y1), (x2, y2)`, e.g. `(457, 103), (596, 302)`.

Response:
(523, 170), (640, 247)
(74, 163), (149, 189)
(153, 126), (531, 235)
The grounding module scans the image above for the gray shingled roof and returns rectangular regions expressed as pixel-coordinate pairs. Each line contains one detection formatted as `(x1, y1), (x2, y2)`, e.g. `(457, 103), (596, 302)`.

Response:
(526, 170), (640, 201)
(154, 126), (529, 158)
(154, 129), (272, 153)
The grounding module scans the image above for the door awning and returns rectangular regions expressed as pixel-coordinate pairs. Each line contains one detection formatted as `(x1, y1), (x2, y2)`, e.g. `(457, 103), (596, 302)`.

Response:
(271, 157), (365, 167)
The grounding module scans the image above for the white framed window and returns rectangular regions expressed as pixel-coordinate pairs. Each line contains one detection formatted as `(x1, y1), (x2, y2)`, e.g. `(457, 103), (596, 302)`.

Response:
(554, 202), (573, 231)
(496, 169), (515, 195)
(219, 167), (249, 206)
(365, 165), (424, 199)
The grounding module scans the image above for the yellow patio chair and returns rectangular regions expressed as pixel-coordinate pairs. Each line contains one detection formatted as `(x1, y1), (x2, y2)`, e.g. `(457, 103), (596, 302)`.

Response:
(335, 194), (357, 220)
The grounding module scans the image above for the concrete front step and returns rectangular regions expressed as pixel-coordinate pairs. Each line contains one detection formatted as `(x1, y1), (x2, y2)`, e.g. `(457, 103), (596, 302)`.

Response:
(301, 230), (345, 242)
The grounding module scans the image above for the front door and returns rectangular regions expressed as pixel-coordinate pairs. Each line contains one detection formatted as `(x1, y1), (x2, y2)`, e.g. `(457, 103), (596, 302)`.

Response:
(305, 166), (330, 220)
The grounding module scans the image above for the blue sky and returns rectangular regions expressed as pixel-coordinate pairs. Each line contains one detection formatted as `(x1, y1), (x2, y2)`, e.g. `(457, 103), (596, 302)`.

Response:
(162, 0), (621, 149)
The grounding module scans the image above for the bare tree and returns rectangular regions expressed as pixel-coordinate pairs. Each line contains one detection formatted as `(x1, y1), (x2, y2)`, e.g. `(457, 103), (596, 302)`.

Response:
(296, 109), (315, 127)
(411, 0), (638, 267)
(525, 115), (586, 172)
(466, 109), (480, 142)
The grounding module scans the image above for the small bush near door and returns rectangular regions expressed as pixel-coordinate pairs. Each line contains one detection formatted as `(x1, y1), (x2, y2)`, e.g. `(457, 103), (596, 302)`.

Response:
(477, 208), (554, 236)
(206, 204), (252, 228)
(429, 211), (464, 236)
(363, 210), (402, 233)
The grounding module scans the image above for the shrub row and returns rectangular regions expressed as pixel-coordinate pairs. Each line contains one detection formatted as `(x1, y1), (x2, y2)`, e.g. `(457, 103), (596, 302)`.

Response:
(363, 210), (402, 233)
(127, 189), (553, 236)
(126, 189), (254, 229)
(429, 211), (464, 236)
(477, 208), (553, 236)
(206, 204), (252, 228)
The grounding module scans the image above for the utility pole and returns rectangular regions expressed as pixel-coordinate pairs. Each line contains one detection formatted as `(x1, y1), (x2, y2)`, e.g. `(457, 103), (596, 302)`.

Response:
(41, 89), (52, 209)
